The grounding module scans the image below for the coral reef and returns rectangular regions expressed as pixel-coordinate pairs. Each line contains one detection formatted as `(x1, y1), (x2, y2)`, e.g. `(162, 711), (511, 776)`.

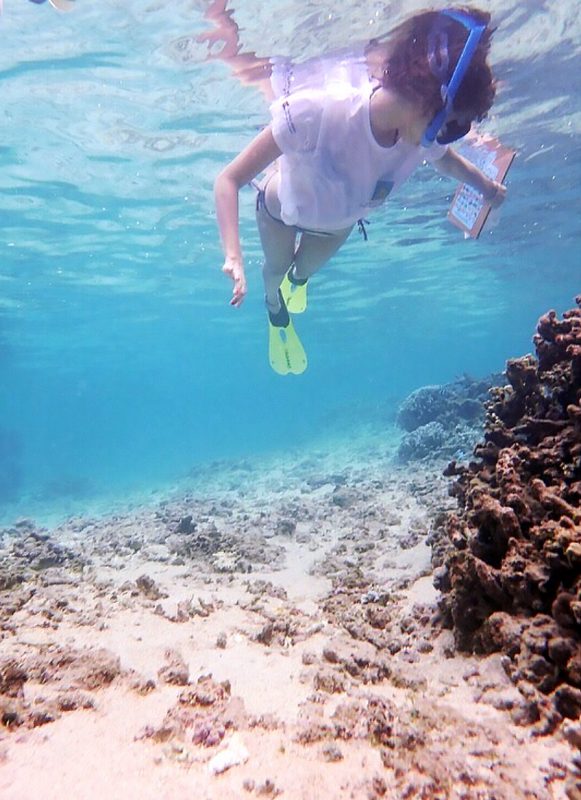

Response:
(0, 444), (577, 797)
(396, 375), (502, 463)
(434, 298), (581, 730)
(398, 421), (446, 463)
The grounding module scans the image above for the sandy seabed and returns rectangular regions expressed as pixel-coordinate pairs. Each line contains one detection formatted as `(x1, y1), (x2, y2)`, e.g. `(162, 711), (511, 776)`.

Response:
(0, 434), (576, 800)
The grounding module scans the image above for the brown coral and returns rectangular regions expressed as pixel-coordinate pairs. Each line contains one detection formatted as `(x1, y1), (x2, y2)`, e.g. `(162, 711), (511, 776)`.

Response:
(437, 297), (581, 727)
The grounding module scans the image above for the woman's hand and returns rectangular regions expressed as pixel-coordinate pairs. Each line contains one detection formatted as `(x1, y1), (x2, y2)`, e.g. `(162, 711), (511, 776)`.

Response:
(434, 151), (508, 209)
(482, 179), (507, 208)
(222, 256), (247, 307)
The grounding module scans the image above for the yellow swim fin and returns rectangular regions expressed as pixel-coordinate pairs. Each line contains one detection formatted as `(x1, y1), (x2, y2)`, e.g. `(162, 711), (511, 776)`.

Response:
(268, 318), (307, 375)
(280, 270), (308, 314)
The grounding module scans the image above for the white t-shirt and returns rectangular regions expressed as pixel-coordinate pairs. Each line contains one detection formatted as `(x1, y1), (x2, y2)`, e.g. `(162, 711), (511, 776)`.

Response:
(269, 59), (447, 231)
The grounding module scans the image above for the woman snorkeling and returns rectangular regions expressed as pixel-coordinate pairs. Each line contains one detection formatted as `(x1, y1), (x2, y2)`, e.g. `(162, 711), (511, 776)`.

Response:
(210, 4), (508, 373)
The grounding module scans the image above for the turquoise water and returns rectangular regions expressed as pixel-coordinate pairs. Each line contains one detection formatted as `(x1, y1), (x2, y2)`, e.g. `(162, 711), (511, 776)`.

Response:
(0, 0), (579, 517)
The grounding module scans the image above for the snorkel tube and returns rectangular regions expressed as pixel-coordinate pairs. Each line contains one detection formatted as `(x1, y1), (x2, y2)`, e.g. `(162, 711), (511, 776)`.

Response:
(421, 9), (486, 147)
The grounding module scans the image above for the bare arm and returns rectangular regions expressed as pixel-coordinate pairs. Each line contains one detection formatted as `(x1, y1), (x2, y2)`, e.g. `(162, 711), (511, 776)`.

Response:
(433, 148), (507, 207)
(215, 125), (282, 307)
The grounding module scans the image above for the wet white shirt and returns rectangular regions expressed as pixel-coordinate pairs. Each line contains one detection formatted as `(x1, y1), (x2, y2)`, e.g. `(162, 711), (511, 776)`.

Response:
(269, 62), (447, 231)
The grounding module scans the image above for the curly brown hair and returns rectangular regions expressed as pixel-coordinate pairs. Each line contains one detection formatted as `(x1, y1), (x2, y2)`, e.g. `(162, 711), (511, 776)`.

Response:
(383, 7), (496, 120)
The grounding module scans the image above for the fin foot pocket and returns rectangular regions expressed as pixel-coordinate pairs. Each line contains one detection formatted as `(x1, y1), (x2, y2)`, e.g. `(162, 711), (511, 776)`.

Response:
(280, 270), (308, 314)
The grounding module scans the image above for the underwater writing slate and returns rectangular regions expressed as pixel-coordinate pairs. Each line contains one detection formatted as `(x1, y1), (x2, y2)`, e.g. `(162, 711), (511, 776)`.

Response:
(448, 134), (516, 239)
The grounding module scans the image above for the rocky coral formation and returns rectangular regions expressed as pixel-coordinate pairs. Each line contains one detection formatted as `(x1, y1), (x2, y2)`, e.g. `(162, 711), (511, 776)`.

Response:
(141, 674), (247, 751)
(0, 644), (121, 729)
(396, 374), (502, 463)
(434, 298), (581, 730)
(0, 520), (85, 593)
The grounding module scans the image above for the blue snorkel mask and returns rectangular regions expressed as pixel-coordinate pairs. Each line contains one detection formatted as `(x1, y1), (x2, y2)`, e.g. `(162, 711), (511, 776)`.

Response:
(421, 9), (487, 148)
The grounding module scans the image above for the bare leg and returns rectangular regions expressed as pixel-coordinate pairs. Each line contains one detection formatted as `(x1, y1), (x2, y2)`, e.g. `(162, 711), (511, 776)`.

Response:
(256, 171), (354, 312)
(257, 212), (353, 312)
(256, 194), (297, 313)
(293, 227), (354, 282)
